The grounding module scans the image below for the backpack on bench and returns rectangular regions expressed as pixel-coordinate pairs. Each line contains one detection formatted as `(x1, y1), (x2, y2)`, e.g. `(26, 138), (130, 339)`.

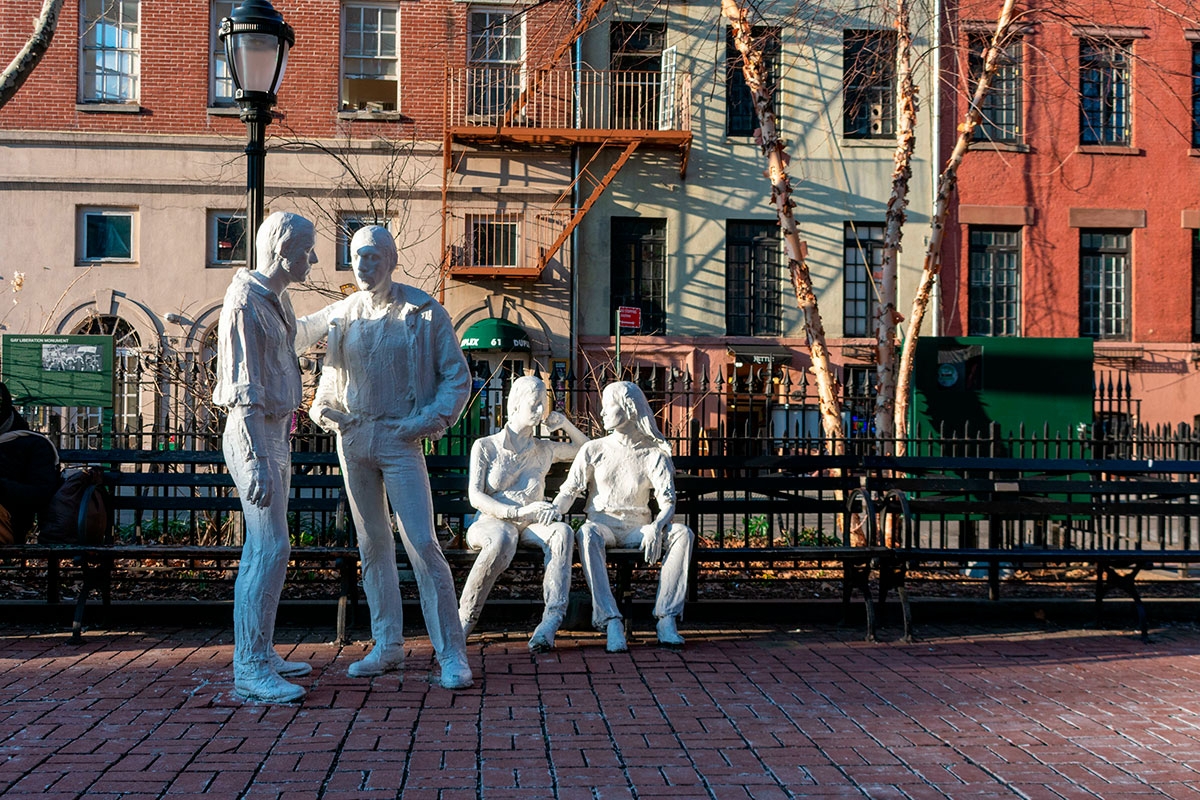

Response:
(38, 466), (111, 546)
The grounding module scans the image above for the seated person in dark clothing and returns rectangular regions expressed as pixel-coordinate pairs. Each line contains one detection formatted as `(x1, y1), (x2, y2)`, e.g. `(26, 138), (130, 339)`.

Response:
(0, 382), (61, 545)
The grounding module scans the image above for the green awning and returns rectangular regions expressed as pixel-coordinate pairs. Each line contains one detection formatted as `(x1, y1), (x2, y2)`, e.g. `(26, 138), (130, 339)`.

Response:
(459, 318), (531, 351)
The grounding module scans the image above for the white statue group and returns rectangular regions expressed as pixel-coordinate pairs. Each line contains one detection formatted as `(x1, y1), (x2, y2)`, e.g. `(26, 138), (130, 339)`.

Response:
(216, 212), (694, 703)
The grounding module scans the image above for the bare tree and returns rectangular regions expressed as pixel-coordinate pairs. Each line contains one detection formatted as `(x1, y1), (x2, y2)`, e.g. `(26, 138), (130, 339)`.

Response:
(875, 0), (919, 450)
(893, 0), (1019, 448)
(0, 0), (63, 110)
(723, 0), (846, 448)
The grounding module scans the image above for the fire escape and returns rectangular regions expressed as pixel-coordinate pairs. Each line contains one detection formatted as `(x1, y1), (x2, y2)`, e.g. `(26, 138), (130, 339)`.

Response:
(440, 4), (693, 282)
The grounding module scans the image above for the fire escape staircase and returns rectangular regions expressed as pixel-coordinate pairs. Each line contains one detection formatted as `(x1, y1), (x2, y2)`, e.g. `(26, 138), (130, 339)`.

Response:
(440, 4), (692, 283)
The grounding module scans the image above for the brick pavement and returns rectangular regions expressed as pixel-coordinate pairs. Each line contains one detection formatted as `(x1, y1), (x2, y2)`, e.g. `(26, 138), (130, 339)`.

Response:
(2, 620), (1200, 799)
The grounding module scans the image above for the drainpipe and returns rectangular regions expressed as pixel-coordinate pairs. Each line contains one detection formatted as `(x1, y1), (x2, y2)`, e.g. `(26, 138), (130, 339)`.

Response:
(569, 0), (582, 378)
(930, 0), (944, 336)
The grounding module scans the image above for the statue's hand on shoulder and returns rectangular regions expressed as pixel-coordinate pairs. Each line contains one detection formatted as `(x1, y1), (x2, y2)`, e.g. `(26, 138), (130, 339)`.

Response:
(245, 458), (274, 508)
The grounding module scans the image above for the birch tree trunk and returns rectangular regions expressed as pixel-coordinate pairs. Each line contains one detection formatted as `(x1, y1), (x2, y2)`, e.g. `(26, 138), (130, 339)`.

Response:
(0, 0), (63, 110)
(722, 0), (845, 448)
(893, 0), (1019, 450)
(875, 0), (918, 452)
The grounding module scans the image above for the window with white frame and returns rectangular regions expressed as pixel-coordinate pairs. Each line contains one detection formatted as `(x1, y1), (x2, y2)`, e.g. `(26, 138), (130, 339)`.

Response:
(208, 212), (247, 266)
(79, 208), (136, 263)
(337, 215), (375, 270)
(210, 0), (238, 107)
(80, 0), (140, 104)
(467, 7), (524, 118)
(468, 215), (520, 267)
(342, 3), (399, 111)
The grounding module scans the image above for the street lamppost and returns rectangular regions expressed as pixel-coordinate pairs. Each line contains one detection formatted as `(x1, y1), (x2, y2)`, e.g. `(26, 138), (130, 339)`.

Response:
(218, 0), (294, 271)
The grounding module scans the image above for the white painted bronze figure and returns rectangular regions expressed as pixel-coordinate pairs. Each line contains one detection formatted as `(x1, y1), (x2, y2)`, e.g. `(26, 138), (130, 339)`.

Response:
(215, 211), (327, 704)
(310, 225), (474, 690)
(458, 375), (589, 651)
(552, 381), (694, 652)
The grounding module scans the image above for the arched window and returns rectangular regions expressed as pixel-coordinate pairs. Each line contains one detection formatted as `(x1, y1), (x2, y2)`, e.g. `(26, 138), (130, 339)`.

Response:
(74, 315), (143, 443)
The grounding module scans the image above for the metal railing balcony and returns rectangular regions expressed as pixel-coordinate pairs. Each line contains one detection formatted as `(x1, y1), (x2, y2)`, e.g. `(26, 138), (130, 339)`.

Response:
(445, 67), (692, 136)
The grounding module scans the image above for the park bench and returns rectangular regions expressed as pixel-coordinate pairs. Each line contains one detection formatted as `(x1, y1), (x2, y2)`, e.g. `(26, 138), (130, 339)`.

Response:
(856, 455), (1200, 639)
(2, 449), (674, 643)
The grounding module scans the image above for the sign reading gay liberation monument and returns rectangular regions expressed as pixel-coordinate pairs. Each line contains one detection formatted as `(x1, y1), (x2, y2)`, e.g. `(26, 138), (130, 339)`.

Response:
(1, 334), (116, 408)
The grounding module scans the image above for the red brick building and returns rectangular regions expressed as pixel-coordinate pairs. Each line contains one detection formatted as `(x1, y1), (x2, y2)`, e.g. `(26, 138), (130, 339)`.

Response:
(944, 0), (1200, 426)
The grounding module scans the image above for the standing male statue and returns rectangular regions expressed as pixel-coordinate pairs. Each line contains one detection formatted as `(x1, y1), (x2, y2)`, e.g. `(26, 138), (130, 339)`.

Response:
(310, 225), (474, 690)
(551, 381), (694, 653)
(214, 211), (327, 703)
(457, 374), (589, 651)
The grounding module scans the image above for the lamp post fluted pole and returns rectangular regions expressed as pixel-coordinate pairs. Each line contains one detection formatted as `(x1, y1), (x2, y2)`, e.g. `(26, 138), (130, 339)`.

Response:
(218, 0), (294, 272)
(241, 104), (270, 271)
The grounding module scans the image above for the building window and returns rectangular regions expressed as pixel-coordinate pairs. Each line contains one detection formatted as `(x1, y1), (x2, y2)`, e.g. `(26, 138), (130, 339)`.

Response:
(843, 30), (896, 139)
(467, 7), (524, 118)
(1080, 230), (1130, 340)
(610, 217), (666, 335)
(80, 0), (139, 104)
(611, 22), (665, 128)
(726, 26), (781, 137)
(79, 208), (135, 263)
(968, 227), (1021, 336)
(1080, 39), (1131, 145)
(468, 215), (519, 268)
(337, 216), (372, 271)
(1192, 43), (1200, 148)
(342, 3), (399, 111)
(726, 221), (782, 336)
(969, 32), (1022, 143)
(843, 222), (884, 337)
(74, 315), (143, 440)
(208, 212), (247, 267)
(210, 1), (237, 107)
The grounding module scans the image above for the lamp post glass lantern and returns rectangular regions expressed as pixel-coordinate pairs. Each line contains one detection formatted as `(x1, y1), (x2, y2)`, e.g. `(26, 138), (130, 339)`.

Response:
(218, 0), (294, 271)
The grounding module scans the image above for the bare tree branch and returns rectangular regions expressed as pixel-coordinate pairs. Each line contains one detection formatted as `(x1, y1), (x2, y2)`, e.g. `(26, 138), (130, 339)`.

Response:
(894, 0), (1020, 449)
(0, 0), (63, 110)
(723, 0), (845, 449)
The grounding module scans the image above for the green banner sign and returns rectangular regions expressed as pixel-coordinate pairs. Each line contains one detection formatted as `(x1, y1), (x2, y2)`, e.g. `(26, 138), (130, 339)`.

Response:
(1, 334), (116, 408)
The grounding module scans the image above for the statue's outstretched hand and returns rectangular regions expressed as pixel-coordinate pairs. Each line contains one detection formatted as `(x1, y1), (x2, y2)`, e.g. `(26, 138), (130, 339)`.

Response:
(641, 523), (664, 564)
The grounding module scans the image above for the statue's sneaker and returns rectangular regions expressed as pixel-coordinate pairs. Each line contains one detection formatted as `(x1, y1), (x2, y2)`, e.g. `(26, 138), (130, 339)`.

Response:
(528, 620), (557, 652)
(438, 654), (474, 690)
(347, 643), (405, 678)
(270, 651), (312, 677)
(605, 618), (628, 653)
(656, 616), (685, 647)
(234, 666), (306, 703)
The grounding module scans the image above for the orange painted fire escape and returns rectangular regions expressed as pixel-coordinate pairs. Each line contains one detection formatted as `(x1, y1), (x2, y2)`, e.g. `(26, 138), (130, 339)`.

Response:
(440, 0), (692, 284)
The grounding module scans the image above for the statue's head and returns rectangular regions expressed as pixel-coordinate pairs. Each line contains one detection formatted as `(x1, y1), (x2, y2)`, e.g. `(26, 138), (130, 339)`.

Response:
(506, 375), (548, 427)
(256, 211), (317, 284)
(601, 381), (670, 452)
(349, 225), (398, 292)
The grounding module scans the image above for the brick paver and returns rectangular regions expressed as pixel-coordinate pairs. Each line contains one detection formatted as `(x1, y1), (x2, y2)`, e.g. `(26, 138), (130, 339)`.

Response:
(3, 620), (1200, 798)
